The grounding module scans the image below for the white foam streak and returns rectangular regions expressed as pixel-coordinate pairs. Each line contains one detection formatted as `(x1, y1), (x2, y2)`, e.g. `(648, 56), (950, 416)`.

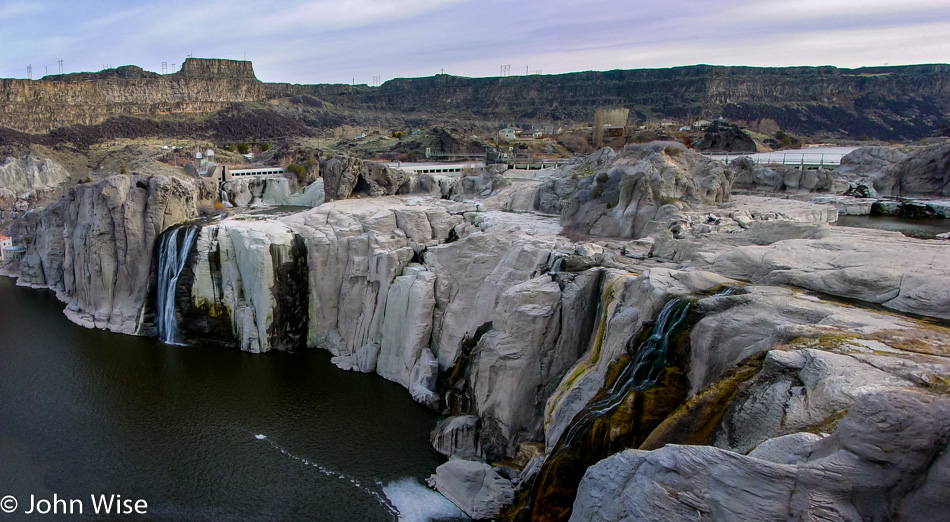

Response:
(383, 478), (465, 522)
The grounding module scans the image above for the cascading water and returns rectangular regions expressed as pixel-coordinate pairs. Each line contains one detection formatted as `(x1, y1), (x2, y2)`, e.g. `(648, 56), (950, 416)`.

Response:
(515, 288), (738, 521)
(516, 296), (697, 521)
(156, 225), (199, 344)
(554, 296), (692, 453)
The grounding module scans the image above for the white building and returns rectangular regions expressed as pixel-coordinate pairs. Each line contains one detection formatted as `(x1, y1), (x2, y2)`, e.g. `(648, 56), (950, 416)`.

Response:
(497, 128), (518, 141)
(0, 234), (24, 263)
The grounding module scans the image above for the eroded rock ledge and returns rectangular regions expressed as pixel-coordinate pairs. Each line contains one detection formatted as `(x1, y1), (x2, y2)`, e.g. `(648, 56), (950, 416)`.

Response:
(8, 142), (950, 520)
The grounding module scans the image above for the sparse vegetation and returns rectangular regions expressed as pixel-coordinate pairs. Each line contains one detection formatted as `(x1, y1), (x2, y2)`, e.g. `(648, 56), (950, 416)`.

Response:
(591, 185), (603, 199)
(286, 163), (307, 182)
(197, 201), (224, 215)
(119, 165), (128, 174)
(664, 145), (683, 157)
(596, 172), (609, 184)
(559, 225), (592, 243)
(236, 143), (250, 154)
(558, 133), (592, 154)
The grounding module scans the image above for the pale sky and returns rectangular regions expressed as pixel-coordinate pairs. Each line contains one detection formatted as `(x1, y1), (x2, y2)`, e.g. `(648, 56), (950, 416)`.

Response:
(1, 0), (948, 84)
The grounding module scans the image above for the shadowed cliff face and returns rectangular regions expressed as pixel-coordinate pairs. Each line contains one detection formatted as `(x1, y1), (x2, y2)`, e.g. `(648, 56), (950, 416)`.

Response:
(0, 59), (269, 134)
(1, 61), (948, 140)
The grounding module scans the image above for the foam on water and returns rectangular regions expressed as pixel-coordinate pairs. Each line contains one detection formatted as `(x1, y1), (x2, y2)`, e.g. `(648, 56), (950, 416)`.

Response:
(253, 433), (398, 517)
(383, 477), (466, 522)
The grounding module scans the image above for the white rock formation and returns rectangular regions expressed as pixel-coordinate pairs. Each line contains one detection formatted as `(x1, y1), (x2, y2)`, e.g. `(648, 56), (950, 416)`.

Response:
(191, 220), (297, 353)
(0, 153), (70, 197)
(375, 264), (437, 387)
(429, 458), (515, 520)
(20, 174), (213, 334)
(571, 390), (950, 521)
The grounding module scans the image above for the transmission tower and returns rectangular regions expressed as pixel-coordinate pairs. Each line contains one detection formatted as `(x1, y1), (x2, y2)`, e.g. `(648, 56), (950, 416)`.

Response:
(58, 59), (63, 74)
(500, 64), (510, 77)
(162, 62), (167, 74)
(26, 65), (32, 80)
(373, 75), (380, 87)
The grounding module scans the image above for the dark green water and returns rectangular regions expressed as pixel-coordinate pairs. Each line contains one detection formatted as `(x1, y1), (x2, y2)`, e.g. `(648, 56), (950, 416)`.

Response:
(835, 215), (950, 239)
(0, 277), (456, 521)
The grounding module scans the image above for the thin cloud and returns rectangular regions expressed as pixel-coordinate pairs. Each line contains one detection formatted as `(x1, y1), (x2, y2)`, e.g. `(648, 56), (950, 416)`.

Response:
(0, 0), (947, 82)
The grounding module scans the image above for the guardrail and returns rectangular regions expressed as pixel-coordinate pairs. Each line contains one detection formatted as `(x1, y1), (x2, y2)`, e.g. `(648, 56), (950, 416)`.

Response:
(702, 152), (845, 168)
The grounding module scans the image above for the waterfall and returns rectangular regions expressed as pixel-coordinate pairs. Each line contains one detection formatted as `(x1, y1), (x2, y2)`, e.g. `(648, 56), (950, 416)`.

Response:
(555, 296), (692, 452)
(156, 225), (199, 344)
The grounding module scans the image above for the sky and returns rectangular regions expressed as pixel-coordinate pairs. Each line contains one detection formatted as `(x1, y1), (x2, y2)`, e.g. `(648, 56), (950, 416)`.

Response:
(1, 0), (948, 84)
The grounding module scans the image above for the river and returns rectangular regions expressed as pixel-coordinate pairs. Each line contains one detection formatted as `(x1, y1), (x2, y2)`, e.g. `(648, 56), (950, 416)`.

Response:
(0, 277), (462, 521)
(835, 214), (950, 239)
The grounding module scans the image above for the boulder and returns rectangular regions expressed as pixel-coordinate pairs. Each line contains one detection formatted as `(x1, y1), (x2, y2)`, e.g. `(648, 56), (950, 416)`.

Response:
(836, 143), (950, 197)
(429, 458), (515, 520)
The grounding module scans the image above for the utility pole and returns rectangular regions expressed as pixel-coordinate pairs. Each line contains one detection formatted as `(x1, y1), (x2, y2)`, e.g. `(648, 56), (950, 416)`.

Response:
(526, 65), (529, 75)
(45, 65), (48, 77)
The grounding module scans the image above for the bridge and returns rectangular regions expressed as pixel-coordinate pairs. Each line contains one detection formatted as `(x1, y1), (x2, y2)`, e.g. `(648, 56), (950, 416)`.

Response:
(388, 161), (484, 175)
(226, 166), (285, 179)
(702, 146), (859, 169)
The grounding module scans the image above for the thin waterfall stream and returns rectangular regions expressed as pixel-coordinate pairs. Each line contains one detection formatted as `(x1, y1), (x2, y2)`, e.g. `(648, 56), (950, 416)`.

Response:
(156, 225), (199, 344)
(553, 296), (692, 454)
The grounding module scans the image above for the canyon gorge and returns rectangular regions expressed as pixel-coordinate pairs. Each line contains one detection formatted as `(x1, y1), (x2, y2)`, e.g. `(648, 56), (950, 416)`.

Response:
(4, 137), (950, 520)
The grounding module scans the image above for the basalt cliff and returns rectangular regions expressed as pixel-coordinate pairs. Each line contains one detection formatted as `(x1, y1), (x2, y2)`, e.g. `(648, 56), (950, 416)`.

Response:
(7, 141), (950, 520)
(1, 59), (948, 143)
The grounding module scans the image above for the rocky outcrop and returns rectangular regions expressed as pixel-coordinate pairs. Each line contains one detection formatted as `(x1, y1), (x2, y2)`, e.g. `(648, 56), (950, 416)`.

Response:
(0, 153), (70, 197)
(428, 458), (515, 520)
(675, 225), (950, 320)
(730, 156), (833, 193)
(17, 174), (214, 333)
(694, 121), (757, 152)
(525, 144), (734, 239)
(188, 220), (308, 352)
(836, 142), (950, 197)
(687, 285), (924, 393)
(450, 169), (510, 199)
(222, 177), (324, 207)
(571, 390), (950, 521)
(322, 157), (410, 201)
